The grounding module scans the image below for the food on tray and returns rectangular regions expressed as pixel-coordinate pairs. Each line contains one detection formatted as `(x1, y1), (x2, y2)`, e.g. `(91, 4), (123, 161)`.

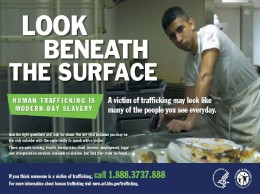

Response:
(140, 151), (157, 163)
(131, 149), (174, 163)
(168, 138), (260, 163)
(183, 143), (259, 163)
(240, 147), (260, 162)
(185, 144), (237, 163)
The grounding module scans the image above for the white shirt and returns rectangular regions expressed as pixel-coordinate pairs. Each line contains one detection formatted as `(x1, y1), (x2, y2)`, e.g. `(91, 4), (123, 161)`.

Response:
(184, 25), (259, 99)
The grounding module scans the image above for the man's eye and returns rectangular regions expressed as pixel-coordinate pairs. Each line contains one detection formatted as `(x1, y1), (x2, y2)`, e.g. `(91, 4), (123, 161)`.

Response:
(177, 26), (184, 33)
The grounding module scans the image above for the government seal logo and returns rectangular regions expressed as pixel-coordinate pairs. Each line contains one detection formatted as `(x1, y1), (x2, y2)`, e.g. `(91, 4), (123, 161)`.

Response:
(212, 168), (230, 188)
(234, 168), (252, 188)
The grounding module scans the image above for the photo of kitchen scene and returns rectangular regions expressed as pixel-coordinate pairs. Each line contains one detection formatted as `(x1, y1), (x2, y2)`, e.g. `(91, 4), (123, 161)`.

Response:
(1, 0), (260, 163)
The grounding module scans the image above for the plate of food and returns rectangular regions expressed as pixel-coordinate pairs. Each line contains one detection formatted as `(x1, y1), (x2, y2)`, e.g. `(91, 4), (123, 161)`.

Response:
(167, 138), (260, 163)
(131, 148), (173, 163)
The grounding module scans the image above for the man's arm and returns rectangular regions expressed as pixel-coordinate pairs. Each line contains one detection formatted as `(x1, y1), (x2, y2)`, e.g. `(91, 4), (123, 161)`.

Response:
(167, 48), (219, 132)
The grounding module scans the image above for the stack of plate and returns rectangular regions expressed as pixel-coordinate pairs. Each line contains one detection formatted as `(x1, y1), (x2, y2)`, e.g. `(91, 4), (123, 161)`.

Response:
(167, 138), (260, 163)
(130, 137), (260, 163)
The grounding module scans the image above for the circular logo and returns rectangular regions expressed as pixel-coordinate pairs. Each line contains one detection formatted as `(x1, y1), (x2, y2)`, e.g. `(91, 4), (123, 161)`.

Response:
(212, 168), (230, 189)
(234, 168), (252, 188)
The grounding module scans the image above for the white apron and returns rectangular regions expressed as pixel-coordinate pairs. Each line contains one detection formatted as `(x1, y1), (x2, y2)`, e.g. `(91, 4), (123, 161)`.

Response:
(216, 78), (260, 150)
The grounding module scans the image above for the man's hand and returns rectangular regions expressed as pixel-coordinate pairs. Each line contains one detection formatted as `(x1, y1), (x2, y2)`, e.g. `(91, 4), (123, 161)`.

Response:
(166, 119), (193, 133)
(149, 113), (165, 132)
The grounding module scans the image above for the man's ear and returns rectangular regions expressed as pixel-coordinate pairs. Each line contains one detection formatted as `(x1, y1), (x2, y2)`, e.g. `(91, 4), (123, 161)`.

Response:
(189, 18), (195, 30)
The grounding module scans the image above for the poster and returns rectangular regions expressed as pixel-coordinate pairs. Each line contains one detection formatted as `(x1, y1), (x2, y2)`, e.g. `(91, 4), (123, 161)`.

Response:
(1, 0), (259, 194)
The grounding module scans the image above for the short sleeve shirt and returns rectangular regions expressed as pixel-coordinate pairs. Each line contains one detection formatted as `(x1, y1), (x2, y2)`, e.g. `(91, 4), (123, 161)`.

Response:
(184, 25), (259, 99)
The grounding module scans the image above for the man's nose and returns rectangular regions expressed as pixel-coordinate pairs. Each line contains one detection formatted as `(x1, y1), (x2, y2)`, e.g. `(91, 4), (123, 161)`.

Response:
(176, 33), (182, 42)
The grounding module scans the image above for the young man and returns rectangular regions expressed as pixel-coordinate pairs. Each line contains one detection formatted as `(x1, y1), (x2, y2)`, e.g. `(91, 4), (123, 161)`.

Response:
(156, 6), (260, 149)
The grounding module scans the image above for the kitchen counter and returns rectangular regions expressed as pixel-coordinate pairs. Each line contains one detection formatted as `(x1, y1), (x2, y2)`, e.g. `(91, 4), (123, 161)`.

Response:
(101, 114), (220, 163)
(158, 114), (220, 138)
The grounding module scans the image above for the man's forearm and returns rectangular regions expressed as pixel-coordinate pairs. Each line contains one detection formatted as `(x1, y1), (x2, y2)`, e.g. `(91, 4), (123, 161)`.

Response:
(185, 48), (218, 127)
(185, 73), (213, 126)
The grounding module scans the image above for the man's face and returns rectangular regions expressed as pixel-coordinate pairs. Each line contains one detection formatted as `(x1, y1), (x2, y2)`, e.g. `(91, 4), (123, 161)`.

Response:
(165, 17), (196, 53)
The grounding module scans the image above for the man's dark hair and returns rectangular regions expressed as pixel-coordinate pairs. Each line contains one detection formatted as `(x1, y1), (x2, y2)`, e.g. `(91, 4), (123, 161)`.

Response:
(162, 7), (190, 31)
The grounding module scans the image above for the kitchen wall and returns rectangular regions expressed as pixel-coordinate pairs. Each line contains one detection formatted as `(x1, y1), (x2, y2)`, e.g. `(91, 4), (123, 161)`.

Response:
(254, 9), (260, 66)
(214, 8), (240, 48)
(215, 7), (260, 66)
(104, 0), (207, 83)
